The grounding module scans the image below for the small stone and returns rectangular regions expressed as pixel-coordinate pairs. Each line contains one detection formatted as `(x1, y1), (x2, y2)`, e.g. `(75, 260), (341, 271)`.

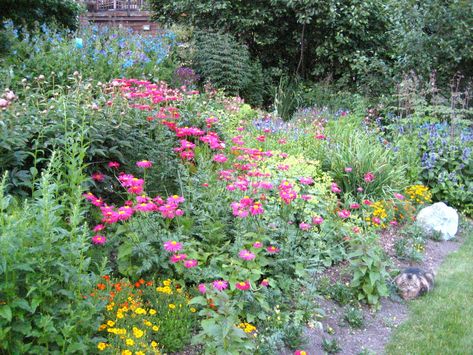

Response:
(416, 202), (459, 240)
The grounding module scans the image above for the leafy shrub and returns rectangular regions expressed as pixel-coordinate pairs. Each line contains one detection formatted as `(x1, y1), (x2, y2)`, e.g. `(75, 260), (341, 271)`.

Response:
(0, 151), (102, 353)
(394, 225), (426, 262)
(193, 31), (264, 106)
(322, 338), (341, 353)
(344, 307), (364, 329)
(349, 234), (390, 306)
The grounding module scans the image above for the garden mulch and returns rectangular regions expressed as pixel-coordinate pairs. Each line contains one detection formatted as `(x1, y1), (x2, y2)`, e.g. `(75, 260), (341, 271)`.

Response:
(280, 227), (464, 355)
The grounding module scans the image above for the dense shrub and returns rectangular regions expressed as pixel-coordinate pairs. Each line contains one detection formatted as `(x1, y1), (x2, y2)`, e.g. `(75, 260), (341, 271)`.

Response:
(0, 0), (82, 30)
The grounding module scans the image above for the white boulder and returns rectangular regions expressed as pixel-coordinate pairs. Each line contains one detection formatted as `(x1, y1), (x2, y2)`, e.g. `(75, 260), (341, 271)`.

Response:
(416, 202), (459, 240)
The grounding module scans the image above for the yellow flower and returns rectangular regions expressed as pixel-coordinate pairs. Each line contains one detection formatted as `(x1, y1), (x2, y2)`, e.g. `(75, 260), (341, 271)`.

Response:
(126, 338), (135, 346)
(117, 311), (124, 319)
(163, 279), (171, 286)
(98, 324), (107, 331)
(136, 352), (145, 355)
(149, 309), (157, 315)
(106, 320), (115, 327)
(152, 325), (160, 332)
(106, 302), (115, 311)
(121, 351), (132, 355)
(97, 342), (108, 351)
(190, 307), (197, 313)
(151, 341), (158, 348)
(133, 326), (144, 339)
(144, 320), (152, 327)
(134, 307), (147, 315)
(156, 286), (172, 295)
(168, 304), (176, 309)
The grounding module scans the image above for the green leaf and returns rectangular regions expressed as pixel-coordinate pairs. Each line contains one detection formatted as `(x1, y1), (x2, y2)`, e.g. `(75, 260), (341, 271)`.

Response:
(0, 305), (12, 322)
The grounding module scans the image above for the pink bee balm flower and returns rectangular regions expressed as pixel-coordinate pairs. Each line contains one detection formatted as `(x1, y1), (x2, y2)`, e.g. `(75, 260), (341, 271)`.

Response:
(198, 283), (207, 294)
(315, 134), (326, 140)
(357, 187), (364, 192)
(212, 280), (228, 291)
(184, 259), (198, 268)
(278, 138), (287, 144)
(266, 246), (280, 254)
(294, 351), (308, 355)
(301, 194), (312, 201)
(239, 249), (256, 261)
(260, 279), (270, 287)
(163, 241), (183, 252)
(136, 160), (153, 168)
(253, 241), (263, 248)
(108, 161), (120, 169)
(345, 167), (353, 173)
(350, 203), (360, 209)
(372, 217), (381, 225)
(235, 280), (251, 291)
(91, 172), (105, 182)
(256, 135), (266, 142)
(394, 193), (405, 200)
(337, 209), (351, 219)
(364, 172), (375, 183)
(93, 224), (105, 232)
(352, 226), (361, 233)
(213, 154), (228, 163)
(312, 216), (324, 225)
(363, 200), (373, 206)
(331, 183), (341, 194)
(390, 220), (398, 226)
(299, 222), (311, 231)
(92, 235), (106, 245)
(170, 254), (187, 263)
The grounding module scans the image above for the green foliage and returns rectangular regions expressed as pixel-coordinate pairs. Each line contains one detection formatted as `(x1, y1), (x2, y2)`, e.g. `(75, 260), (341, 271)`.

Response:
(0, 0), (82, 30)
(394, 225), (426, 262)
(343, 307), (364, 329)
(322, 337), (341, 353)
(0, 152), (103, 353)
(349, 234), (390, 307)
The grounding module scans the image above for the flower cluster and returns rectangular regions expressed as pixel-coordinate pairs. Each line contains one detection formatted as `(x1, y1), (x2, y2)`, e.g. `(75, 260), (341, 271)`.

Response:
(405, 185), (432, 205)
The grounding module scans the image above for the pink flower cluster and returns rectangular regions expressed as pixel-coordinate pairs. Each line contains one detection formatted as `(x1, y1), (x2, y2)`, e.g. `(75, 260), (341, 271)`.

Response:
(231, 197), (264, 218)
(279, 180), (297, 204)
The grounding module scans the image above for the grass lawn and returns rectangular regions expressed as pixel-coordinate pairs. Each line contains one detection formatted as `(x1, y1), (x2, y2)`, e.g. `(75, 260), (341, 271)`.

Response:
(386, 219), (473, 355)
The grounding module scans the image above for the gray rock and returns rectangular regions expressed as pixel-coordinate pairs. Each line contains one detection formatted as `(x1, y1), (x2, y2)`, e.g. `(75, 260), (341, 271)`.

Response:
(416, 202), (459, 240)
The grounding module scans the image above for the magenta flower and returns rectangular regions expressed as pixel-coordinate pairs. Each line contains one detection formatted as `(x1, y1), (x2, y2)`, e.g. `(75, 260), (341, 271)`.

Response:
(363, 200), (373, 206)
(253, 241), (263, 248)
(337, 209), (351, 219)
(108, 161), (120, 169)
(315, 134), (326, 140)
(372, 217), (381, 225)
(198, 283), (207, 294)
(170, 254), (187, 263)
(312, 216), (324, 225)
(92, 235), (106, 245)
(299, 222), (311, 231)
(352, 226), (361, 233)
(350, 203), (360, 209)
(364, 172), (375, 183)
(394, 193), (405, 200)
(357, 187), (364, 192)
(213, 154), (228, 163)
(390, 220), (398, 226)
(266, 246), (280, 254)
(345, 167), (353, 173)
(184, 259), (198, 268)
(163, 241), (183, 252)
(136, 160), (153, 168)
(212, 280), (228, 291)
(260, 279), (270, 287)
(239, 249), (256, 261)
(93, 224), (105, 232)
(299, 177), (314, 185)
(235, 280), (251, 291)
(256, 135), (266, 142)
(331, 183), (341, 194)
(250, 202), (264, 216)
(91, 172), (105, 182)
(278, 138), (287, 144)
